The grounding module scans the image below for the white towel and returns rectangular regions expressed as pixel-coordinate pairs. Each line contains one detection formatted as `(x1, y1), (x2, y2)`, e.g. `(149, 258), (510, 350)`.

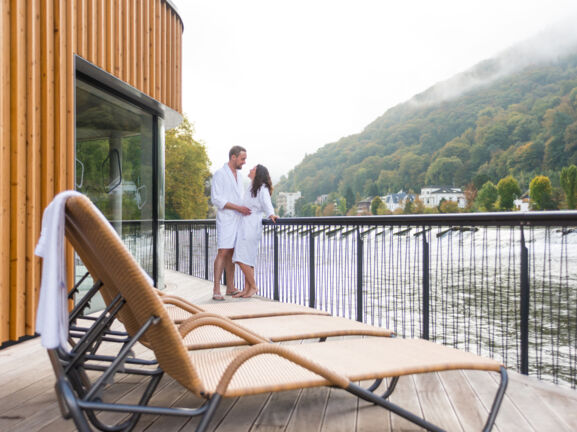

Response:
(35, 191), (155, 349)
(35, 191), (82, 349)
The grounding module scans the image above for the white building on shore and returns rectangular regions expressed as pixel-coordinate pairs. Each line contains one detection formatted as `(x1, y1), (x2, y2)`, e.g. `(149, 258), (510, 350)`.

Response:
(381, 190), (415, 212)
(277, 191), (302, 216)
(420, 186), (465, 208)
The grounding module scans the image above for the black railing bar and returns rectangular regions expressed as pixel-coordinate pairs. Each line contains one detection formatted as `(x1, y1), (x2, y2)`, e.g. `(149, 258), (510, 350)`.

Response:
(261, 211), (577, 227)
(341, 227), (357, 237)
(325, 226), (344, 237)
(162, 210), (577, 228)
(163, 211), (577, 228)
(394, 227), (412, 236)
(374, 227), (388, 236)
(300, 226), (331, 237)
(359, 226), (377, 237)
(413, 227), (431, 237)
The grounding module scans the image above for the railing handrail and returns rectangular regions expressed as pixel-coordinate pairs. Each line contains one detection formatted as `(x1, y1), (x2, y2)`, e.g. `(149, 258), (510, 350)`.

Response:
(165, 210), (577, 227)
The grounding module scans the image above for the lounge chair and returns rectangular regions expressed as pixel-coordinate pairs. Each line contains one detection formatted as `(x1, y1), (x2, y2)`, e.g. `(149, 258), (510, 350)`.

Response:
(61, 196), (393, 350)
(47, 193), (507, 432)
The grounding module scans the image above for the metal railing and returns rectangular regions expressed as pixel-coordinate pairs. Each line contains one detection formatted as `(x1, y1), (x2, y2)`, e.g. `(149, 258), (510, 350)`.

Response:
(164, 212), (577, 389)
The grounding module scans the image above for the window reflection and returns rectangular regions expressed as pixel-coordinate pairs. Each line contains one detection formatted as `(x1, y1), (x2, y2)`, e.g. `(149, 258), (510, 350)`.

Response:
(75, 79), (155, 308)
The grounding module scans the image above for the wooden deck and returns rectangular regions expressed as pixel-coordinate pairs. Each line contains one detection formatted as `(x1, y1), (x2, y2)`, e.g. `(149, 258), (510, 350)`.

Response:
(1, 269), (576, 431)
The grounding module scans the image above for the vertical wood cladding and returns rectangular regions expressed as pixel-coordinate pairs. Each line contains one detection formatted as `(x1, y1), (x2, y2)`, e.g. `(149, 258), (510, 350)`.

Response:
(0, 0), (183, 345)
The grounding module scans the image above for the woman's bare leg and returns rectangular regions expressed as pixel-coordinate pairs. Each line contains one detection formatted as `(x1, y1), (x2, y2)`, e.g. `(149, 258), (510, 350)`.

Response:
(233, 262), (258, 297)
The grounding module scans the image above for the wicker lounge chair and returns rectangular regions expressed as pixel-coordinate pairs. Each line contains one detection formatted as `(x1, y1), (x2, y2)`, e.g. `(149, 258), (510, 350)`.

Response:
(62, 196), (392, 349)
(47, 193), (507, 432)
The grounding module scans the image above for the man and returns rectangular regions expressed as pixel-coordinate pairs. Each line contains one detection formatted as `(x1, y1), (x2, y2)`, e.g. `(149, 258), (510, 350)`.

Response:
(210, 146), (251, 300)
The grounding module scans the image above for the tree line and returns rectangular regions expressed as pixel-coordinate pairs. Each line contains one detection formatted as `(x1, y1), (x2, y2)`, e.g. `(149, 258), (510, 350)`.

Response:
(165, 117), (212, 219)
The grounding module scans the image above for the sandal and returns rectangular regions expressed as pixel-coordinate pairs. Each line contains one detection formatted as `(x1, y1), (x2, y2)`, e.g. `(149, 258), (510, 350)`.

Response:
(212, 294), (225, 301)
(225, 289), (242, 296)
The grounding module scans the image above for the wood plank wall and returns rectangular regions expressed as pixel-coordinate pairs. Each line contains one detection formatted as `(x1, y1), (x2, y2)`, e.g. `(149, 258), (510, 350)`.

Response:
(0, 0), (183, 345)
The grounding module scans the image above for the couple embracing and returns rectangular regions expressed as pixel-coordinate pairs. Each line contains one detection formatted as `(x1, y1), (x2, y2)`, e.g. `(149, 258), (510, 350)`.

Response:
(210, 146), (278, 301)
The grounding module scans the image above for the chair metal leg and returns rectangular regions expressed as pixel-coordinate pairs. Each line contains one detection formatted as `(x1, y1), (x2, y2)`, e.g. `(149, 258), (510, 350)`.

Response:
(381, 376), (399, 399)
(348, 382), (446, 432)
(482, 367), (508, 432)
(83, 371), (164, 432)
(56, 378), (93, 432)
(366, 378), (382, 392)
(196, 394), (222, 432)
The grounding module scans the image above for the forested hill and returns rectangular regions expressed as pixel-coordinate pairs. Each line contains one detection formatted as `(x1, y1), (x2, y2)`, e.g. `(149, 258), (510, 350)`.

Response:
(275, 41), (577, 205)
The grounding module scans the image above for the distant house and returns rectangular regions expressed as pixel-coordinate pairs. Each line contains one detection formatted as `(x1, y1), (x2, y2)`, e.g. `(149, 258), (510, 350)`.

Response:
(356, 197), (373, 215)
(420, 186), (465, 208)
(381, 190), (415, 212)
(514, 191), (530, 211)
(277, 191), (302, 216)
(315, 194), (329, 205)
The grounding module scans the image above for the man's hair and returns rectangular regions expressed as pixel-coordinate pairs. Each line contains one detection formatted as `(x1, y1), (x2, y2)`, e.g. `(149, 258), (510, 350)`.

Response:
(229, 145), (246, 159)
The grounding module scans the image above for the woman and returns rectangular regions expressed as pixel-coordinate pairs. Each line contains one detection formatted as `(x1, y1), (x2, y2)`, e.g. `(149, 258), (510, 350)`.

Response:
(233, 164), (278, 298)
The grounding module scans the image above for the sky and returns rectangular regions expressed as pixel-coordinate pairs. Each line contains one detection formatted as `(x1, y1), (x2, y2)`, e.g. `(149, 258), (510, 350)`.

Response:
(172, 0), (577, 183)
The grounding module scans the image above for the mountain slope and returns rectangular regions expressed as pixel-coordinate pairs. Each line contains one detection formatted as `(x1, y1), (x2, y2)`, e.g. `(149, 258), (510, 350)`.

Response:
(276, 34), (577, 205)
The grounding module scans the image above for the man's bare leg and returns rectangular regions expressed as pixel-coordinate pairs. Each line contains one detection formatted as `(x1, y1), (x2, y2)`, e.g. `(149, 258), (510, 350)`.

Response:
(213, 248), (233, 298)
(223, 251), (237, 294)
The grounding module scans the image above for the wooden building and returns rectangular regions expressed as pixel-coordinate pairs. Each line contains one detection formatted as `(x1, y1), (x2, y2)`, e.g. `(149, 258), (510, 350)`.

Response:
(0, 0), (184, 346)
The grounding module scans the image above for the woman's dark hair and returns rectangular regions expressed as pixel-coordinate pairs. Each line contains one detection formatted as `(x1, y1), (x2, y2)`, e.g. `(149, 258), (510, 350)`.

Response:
(251, 164), (273, 197)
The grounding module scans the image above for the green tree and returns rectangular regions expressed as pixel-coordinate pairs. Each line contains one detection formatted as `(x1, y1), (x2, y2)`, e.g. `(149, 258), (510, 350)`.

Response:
(398, 152), (426, 190)
(336, 197), (347, 215)
(294, 197), (304, 217)
(403, 199), (415, 214)
(508, 141), (544, 172)
(480, 121), (509, 151)
(560, 165), (577, 209)
(370, 196), (383, 215)
(425, 157), (464, 186)
(344, 185), (355, 211)
(439, 200), (459, 213)
(544, 136), (566, 170)
(497, 175), (521, 211)
(564, 121), (577, 164)
(529, 175), (555, 210)
(300, 203), (317, 216)
(476, 181), (498, 211)
(437, 138), (470, 162)
(165, 117), (211, 219)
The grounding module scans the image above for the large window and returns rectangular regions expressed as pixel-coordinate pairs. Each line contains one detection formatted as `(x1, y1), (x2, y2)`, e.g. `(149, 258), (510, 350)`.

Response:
(74, 77), (161, 306)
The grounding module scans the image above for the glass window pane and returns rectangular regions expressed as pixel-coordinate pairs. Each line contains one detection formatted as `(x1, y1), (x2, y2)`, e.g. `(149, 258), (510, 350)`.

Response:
(74, 79), (156, 308)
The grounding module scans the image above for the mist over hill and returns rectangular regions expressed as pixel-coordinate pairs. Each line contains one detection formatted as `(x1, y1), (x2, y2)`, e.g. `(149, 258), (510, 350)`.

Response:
(275, 22), (577, 206)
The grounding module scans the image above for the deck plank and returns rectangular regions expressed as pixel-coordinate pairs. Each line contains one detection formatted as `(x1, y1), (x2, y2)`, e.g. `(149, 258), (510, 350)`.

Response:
(490, 371), (577, 432)
(355, 379), (393, 432)
(212, 393), (271, 432)
(413, 372), (463, 431)
(464, 370), (534, 432)
(252, 389), (302, 431)
(285, 386), (330, 432)
(321, 386), (358, 432)
(387, 376), (424, 431)
(437, 370), (493, 432)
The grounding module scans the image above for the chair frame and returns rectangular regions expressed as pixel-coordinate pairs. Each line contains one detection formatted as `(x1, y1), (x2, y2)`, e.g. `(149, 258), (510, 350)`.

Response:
(51, 296), (508, 432)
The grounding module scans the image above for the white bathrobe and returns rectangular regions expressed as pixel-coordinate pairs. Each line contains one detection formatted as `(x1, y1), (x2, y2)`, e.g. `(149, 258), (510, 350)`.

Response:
(232, 184), (275, 267)
(211, 163), (245, 249)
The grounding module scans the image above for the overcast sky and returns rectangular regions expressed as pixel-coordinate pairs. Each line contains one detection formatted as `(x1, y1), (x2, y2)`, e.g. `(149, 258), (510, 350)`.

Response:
(173, 0), (577, 183)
